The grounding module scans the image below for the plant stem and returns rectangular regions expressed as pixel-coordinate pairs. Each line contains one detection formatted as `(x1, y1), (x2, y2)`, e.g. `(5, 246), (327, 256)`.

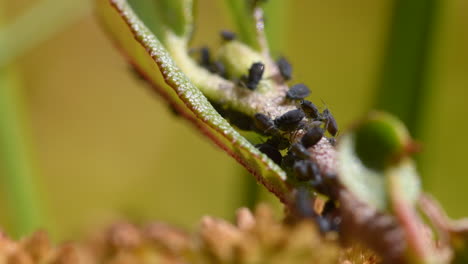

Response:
(223, 0), (258, 50)
(0, 1), (50, 237)
(0, 68), (43, 237)
(374, 0), (440, 137)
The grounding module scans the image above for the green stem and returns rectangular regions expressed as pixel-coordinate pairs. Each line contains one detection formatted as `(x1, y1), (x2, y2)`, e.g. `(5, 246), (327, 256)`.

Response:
(374, 0), (440, 137)
(223, 0), (258, 50)
(0, 68), (43, 237)
(0, 0), (92, 236)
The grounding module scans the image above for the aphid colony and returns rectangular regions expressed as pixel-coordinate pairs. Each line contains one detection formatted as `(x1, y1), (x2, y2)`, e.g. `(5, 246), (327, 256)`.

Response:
(193, 30), (340, 232)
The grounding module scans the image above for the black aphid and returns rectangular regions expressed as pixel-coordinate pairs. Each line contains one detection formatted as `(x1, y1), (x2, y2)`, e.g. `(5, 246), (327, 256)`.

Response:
(243, 62), (265, 90)
(286, 83), (310, 100)
(294, 187), (316, 218)
(321, 200), (341, 232)
(256, 143), (282, 165)
(322, 109), (338, 136)
(220, 30), (236, 41)
(293, 160), (321, 183)
(328, 137), (336, 146)
(199, 46), (211, 68)
(301, 126), (324, 148)
(281, 152), (295, 168)
(300, 100), (320, 119)
(289, 143), (310, 160)
(321, 199), (336, 216)
(253, 113), (277, 135)
(209, 61), (226, 78)
(227, 110), (254, 131)
(294, 187), (332, 232)
(274, 109), (305, 131)
(209, 100), (253, 130)
(266, 136), (290, 150)
(276, 57), (292, 81)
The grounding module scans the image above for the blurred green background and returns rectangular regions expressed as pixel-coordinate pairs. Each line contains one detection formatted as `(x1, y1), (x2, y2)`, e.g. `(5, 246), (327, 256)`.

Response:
(0, 0), (467, 241)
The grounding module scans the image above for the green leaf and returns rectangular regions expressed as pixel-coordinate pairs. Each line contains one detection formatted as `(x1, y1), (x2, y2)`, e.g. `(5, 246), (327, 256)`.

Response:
(95, 0), (289, 202)
(128, 0), (195, 40)
(337, 112), (421, 211)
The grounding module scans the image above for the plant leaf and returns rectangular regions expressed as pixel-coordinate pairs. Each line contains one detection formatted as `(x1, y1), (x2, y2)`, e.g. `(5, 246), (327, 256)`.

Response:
(127, 0), (195, 40)
(95, 0), (290, 202)
(337, 112), (421, 211)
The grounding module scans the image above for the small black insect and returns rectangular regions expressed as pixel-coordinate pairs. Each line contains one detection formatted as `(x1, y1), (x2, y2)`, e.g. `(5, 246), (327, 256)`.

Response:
(276, 57), (292, 81)
(209, 60), (227, 78)
(253, 113), (277, 135)
(199, 46), (211, 68)
(300, 100), (320, 119)
(321, 199), (336, 216)
(328, 137), (336, 146)
(281, 152), (295, 168)
(256, 143), (282, 165)
(266, 136), (290, 150)
(293, 160), (322, 183)
(294, 187), (332, 233)
(227, 110), (254, 131)
(220, 30), (236, 41)
(294, 187), (316, 218)
(301, 126), (324, 148)
(242, 62), (265, 90)
(274, 109), (305, 131)
(322, 109), (338, 136)
(286, 83), (310, 100)
(289, 143), (310, 160)
(321, 200), (341, 232)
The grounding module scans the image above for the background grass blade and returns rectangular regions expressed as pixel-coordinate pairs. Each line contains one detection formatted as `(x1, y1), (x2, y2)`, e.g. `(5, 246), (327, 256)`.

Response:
(263, 0), (290, 55)
(0, 0), (91, 67)
(0, 67), (43, 237)
(374, 0), (440, 137)
(222, 0), (258, 50)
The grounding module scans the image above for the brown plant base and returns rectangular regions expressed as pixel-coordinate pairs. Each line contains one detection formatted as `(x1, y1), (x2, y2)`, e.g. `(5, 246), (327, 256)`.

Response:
(0, 205), (378, 264)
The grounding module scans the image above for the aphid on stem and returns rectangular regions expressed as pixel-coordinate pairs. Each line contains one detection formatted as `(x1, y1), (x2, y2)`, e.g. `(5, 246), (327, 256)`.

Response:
(300, 100), (320, 119)
(255, 142), (282, 165)
(253, 113), (277, 135)
(322, 108), (338, 136)
(220, 30), (236, 41)
(274, 109), (305, 131)
(241, 62), (265, 90)
(286, 83), (311, 100)
(276, 57), (292, 81)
